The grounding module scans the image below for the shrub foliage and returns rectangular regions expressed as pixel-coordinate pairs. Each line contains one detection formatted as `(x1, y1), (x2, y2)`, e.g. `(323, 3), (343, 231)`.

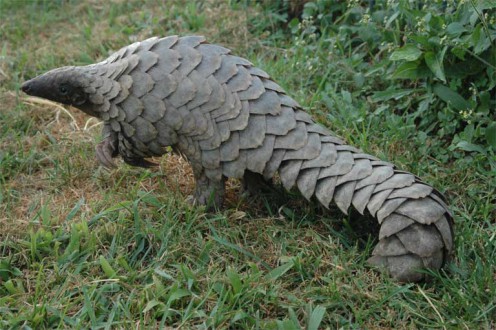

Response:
(254, 0), (496, 159)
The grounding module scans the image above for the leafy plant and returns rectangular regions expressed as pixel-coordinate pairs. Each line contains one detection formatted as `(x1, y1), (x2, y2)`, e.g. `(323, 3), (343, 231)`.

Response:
(254, 0), (496, 159)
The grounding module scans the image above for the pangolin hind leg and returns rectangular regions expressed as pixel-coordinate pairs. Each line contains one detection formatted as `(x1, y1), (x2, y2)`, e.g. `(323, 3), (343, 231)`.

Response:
(192, 169), (227, 208)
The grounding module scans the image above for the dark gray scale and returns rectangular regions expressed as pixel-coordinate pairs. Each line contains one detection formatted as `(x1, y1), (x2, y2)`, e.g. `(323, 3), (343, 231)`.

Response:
(376, 198), (408, 223)
(121, 54), (140, 75)
(177, 109), (199, 136)
(306, 123), (332, 136)
(140, 94), (166, 122)
(396, 224), (444, 258)
(167, 74), (197, 108)
(394, 197), (447, 225)
(225, 66), (253, 92)
(245, 135), (276, 174)
(333, 181), (358, 213)
(301, 143), (337, 170)
(279, 159), (303, 190)
(297, 167), (320, 200)
(372, 235), (410, 257)
(335, 158), (373, 186)
(274, 122), (308, 150)
(219, 131), (240, 162)
(149, 73), (177, 99)
(367, 189), (394, 217)
(162, 102), (183, 130)
(213, 56), (241, 84)
(202, 148), (221, 170)
(262, 79), (285, 93)
(238, 115), (266, 149)
(374, 173), (416, 193)
(211, 85), (237, 120)
(195, 44), (230, 77)
(238, 76), (265, 101)
(172, 37), (204, 77)
(247, 66), (270, 79)
(120, 95), (144, 122)
(134, 37), (160, 53)
(317, 151), (354, 180)
(216, 121), (231, 143)
(434, 216), (453, 252)
(388, 183), (433, 200)
(154, 119), (178, 147)
(355, 166), (394, 190)
(134, 51), (159, 73)
(263, 149), (286, 180)
(103, 80), (121, 101)
(266, 107), (296, 136)
(185, 70), (213, 110)
(198, 118), (223, 151)
(103, 60), (130, 80)
(147, 53), (181, 81)
(227, 100), (250, 132)
(379, 213), (416, 239)
(129, 71), (155, 98)
(131, 116), (158, 144)
(222, 150), (247, 178)
(352, 184), (377, 214)
(283, 132), (321, 161)
(187, 109), (211, 138)
(199, 75), (226, 113)
(248, 90), (282, 115)
(315, 176), (338, 208)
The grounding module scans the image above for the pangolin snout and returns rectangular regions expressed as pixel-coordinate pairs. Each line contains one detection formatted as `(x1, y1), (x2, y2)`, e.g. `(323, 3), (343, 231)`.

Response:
(21, 80), (33, 94)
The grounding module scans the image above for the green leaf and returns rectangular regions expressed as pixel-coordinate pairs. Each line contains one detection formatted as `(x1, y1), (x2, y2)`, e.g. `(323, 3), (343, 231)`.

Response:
(277, 319), (300, 330)
(486, 122), (496, 149)
(390, 44), (422, 61)
(65, 198), (84, 221)
(474, 26), (491, 54)
(154, 268), (175, 281)
(167, 288), (190, 303)
(477, 0), (496, 10)
(265, 261), (294, 281)
(446, 22), (466, 37)
(0, 260), (22, 281)
(391, 62), (420, 79)
(409, 35), (430, 47)
(210, 231), (270, 269)
(433, 84), (471, 111)
(372, 89), (415, 102)
(143, 299), (162, 313)
(227, 269), (242, 294)
(425, 51), (446, 82)
(99, 256), (117, 279)
(308, 305), (326, 330)
(455, 141), (486, 154)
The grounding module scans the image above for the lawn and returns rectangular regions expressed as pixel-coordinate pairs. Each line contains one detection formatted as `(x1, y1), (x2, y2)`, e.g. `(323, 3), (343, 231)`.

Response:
(0, 0), (494, 328)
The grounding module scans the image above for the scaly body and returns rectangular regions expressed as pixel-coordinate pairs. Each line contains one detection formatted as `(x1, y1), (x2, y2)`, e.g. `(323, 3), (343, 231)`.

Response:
(21, 36), (454, 282)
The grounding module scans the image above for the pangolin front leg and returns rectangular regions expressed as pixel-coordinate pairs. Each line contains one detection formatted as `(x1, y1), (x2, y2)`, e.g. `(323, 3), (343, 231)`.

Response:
(95, 125), (118, 169)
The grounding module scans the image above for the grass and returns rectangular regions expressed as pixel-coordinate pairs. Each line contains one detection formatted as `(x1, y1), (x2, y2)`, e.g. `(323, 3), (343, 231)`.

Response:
(0, 0), (495, 328)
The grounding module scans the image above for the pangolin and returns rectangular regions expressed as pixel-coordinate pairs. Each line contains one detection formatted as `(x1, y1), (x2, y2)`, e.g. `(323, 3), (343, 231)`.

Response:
(21, 36), (454, 282)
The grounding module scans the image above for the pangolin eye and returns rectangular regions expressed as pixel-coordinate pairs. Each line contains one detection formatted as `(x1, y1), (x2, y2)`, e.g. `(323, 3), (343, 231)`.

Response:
(59, 85), (69, 95)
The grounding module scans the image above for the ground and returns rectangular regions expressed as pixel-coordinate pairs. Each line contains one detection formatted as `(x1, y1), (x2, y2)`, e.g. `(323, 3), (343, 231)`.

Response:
(0, 1), (494, 329)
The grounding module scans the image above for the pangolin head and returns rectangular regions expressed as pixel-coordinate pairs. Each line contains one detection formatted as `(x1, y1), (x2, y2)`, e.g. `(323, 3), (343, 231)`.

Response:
(21, 66), (100, 117)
